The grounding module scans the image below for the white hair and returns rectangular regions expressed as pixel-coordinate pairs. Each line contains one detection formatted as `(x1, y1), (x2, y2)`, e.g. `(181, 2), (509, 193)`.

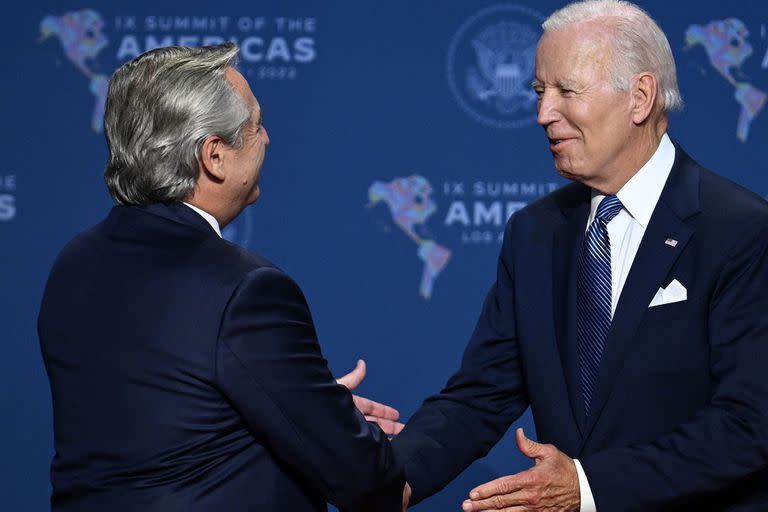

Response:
(543, 0), (683, 112)
(104, 43), (251, 206)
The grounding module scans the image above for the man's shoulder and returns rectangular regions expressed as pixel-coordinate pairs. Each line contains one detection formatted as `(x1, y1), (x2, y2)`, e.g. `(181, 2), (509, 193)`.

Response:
(697, 170), (768, 258)
(52, 205), (280, 288)
(698, 167), (768, 221)
(206, 235), (280, 276)
(675, 147), (768, 225)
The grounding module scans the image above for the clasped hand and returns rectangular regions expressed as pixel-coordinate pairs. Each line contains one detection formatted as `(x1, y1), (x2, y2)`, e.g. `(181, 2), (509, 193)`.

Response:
(336, 359), (404, 435)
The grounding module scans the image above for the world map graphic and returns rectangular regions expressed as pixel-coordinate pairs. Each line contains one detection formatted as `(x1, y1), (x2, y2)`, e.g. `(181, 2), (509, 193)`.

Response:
(686, 18), (767, 142)
(41, 10), (109, 133)
(368, 176), (451, 299)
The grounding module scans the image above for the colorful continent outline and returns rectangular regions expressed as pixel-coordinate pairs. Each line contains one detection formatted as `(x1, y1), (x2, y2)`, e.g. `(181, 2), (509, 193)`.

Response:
(41, 10), (109, 133)
(369, 176), (452, 299)
(685, 19), (766, 142)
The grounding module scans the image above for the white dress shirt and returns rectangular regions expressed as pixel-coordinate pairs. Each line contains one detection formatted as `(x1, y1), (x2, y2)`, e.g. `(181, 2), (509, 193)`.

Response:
(182, 202), (222, 238)
(574, 133), (676, 512)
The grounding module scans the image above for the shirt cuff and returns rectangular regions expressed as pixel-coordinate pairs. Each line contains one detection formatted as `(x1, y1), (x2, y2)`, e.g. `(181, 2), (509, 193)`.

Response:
(574, 459), (597, 512)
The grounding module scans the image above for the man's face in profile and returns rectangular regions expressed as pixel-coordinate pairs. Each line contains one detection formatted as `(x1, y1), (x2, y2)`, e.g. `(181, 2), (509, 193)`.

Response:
(533, 22), (635, 187)
(222, 67), (270, 207)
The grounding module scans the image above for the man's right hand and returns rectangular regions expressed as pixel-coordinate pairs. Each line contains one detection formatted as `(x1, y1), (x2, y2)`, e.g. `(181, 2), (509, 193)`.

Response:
(336, 359), (404, 435)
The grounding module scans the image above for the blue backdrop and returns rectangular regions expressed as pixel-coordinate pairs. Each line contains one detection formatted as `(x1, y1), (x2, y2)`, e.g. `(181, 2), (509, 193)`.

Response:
(2, 1), (766, 509)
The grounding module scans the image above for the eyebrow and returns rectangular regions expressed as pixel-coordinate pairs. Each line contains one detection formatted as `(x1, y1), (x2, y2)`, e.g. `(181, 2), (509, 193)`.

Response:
(556, 79), (580, 90)
(530, 79), (581, 90)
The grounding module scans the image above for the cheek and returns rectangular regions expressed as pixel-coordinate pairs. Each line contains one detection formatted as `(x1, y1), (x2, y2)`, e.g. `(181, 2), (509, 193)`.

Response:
(597, 115), (632, 153)
(580, 115), (616, 151)
(253, 143), (264, 161)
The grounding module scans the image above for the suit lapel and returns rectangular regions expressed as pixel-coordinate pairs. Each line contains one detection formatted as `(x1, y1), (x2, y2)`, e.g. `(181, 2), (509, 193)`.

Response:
(582, 145), (701, 438)
(552, 184), (591, 437)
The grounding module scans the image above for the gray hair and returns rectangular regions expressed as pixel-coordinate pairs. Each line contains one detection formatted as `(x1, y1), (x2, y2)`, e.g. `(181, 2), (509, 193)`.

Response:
(103, 43), (251, 205)
(543, 0), (683, 112)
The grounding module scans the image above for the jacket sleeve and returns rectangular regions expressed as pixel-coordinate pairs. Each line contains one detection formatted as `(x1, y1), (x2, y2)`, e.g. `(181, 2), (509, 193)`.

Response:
(393, 217), (529, 504)
(582, 216), (768, 510)
(215, 266), (404, 512)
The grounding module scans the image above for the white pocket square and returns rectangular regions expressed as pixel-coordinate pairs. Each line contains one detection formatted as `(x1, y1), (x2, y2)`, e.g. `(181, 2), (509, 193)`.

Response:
(648, 278), (687, 308)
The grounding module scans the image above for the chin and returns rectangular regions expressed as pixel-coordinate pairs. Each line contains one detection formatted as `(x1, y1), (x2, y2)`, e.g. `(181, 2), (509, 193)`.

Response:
(554, 158), (588, 183)
(555, 166), (576, 181)
(559, 169), (593, 185)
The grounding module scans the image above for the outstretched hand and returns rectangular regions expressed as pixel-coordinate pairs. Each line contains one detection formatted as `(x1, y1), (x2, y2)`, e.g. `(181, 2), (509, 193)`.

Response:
(336, 359), (404, 436)
(461, 428), (580, 511)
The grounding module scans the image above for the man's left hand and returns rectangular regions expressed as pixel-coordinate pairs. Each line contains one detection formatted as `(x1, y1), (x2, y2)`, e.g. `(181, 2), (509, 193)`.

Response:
(462, 428), (580, 511)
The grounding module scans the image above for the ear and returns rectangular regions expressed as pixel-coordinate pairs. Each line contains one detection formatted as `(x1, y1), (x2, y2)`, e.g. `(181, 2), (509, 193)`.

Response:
(630, 72), (658, 125)
(199, 135), (227, 181)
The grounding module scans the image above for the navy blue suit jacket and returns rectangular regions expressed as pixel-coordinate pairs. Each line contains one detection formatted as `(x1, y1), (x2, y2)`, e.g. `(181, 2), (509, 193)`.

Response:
(38, 203), (404, 511)
(393, 144), (768, 511)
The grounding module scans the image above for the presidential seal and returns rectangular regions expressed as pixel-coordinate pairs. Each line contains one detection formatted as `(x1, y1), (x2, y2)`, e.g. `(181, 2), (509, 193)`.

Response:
(447, 4), (544, 128)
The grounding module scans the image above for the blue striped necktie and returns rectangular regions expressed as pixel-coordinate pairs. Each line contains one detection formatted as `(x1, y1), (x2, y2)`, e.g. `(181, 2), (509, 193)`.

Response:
(577, 194), (623, 416)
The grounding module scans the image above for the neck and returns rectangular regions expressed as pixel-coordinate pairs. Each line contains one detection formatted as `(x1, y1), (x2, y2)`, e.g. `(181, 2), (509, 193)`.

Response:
(184, 193), (234, 229)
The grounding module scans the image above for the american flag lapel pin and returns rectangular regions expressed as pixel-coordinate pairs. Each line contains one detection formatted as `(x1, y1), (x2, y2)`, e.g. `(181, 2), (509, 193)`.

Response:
(665, 238), (678, 247)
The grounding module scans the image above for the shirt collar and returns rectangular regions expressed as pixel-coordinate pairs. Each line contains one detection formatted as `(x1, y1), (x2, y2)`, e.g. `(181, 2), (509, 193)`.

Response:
(182, 202), (222, 237)
(589, 133), (675, 229)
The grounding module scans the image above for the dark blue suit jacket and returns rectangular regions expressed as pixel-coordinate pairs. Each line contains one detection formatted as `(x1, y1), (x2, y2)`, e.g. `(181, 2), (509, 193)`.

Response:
(38, 203), (404, 511)
(393, 144), (768, 511)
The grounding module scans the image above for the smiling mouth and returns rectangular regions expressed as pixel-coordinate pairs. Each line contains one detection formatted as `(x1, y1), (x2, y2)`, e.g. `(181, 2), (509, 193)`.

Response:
(549, 137), (578, 150)
(548, 139), (564, 150)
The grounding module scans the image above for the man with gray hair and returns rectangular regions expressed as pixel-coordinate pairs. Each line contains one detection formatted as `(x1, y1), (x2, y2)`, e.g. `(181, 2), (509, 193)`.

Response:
(393, 1), (768, 510)
(38, 43), (407, 511)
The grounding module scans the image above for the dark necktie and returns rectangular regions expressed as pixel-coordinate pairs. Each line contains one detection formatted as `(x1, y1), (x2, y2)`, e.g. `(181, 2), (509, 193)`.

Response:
(577, 195), (623, 416)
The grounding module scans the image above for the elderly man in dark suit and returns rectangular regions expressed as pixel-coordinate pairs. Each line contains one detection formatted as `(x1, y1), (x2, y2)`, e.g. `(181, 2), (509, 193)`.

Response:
(393, 1), (768, 511)
(38, 43), (406, 512)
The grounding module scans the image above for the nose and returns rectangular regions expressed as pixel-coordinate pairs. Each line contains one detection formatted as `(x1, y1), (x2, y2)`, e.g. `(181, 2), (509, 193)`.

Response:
(536, 90), (561, 127)
(261, 126), (270, 145)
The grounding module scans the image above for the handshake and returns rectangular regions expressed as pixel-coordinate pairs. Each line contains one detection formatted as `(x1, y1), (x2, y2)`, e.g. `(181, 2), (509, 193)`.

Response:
(336, 360), (580, 512)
